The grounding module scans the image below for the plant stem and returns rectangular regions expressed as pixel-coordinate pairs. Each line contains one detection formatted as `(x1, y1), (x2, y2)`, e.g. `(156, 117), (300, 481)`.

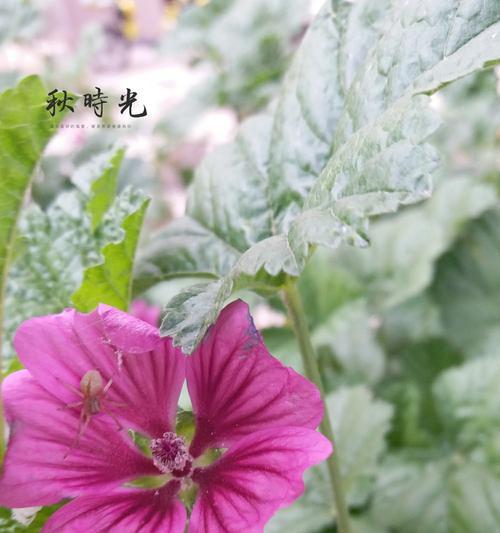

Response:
(283, 282), (352, 533)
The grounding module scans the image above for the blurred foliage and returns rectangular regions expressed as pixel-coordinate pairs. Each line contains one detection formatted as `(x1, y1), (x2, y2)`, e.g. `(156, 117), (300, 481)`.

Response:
(160, 0), (308, 117)
(0, 0), (42, 45)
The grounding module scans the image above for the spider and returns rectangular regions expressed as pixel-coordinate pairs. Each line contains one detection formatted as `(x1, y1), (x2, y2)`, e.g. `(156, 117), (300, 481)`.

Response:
(61, 369), (125, 457)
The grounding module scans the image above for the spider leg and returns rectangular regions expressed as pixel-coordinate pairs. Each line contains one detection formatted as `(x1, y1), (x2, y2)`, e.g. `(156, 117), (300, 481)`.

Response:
(102, 407), (123, 432)
(103, 377), (114, 394)
(101, 376), (128, 408)
(78, 414), (91, 439)
(57, 401), (83, 411)
(64, 410), (89, 459)
(58, 379), (84, 398)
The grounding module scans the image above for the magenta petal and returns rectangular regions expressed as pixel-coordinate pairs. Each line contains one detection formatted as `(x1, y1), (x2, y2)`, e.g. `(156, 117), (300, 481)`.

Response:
(189, 427), (332, 533)
(43, 483), (185, 533)
(0, 371), (157, 507)
(186, 300), (323, 456)
(98, 304), (159, 353)
(13, 306), (185, 437)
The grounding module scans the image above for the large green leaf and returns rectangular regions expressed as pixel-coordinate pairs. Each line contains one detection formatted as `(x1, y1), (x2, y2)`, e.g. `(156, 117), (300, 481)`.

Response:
(140, 0), (500, 351)
(266, 0), (391, 230)
(72, 188), (149, 312)
(0, 76), (67, 292)
(0, 76), (69, 361)
(333, 0), (500, 147)
(4, 192), (97, 360)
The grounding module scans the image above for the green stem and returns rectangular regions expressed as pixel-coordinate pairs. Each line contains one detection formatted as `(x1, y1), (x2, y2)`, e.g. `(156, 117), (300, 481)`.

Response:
(283, 282), (352, 533)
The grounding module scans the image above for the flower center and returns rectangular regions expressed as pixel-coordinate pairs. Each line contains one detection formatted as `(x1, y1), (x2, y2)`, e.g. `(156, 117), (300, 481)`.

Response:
(150, 432), (192, 478)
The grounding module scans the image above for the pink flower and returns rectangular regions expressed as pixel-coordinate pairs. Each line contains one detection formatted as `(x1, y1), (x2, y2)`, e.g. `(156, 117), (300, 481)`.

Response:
(0, 300), (331, 532)
(130, 299), (162, 327)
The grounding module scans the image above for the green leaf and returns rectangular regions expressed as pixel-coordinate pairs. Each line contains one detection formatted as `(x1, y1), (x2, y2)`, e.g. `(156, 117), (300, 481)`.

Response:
(0, 504), (62, 532)
(72, 146), (124, 230)
(152, 0), (500, 351)
(434, 355), (500, 449)
(3, 149), (141, 361)
(3, 192), (97, 360)
(300, 94), (440, 228)
(328, 386), (393, 505)
(153, 0), (404, 349)
(298, 248), (363, 327)
(382, 338), (463, 447)
(134, 216), (240, 294)
(266, 0), (391, 229)
(0, 76), (67, 290)
(186, 114), (275, 252)
(371, 457), (500, 533)
(158, 233), (299, 352)
(379, 293), (444, 351)
(370, 457), (451, 533)
(160, 279), (233, 354)
(0, 76), (70, 362)
(433, 208), (500, 358)
(72, 188), (150, 312)
(333, 0), (500, 147)
(373, 351), (500, 532)
(449, 462), (500, 533)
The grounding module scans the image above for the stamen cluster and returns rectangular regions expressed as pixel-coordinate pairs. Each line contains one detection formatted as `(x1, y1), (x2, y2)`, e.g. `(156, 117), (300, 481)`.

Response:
(150, 431), (192, 477)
